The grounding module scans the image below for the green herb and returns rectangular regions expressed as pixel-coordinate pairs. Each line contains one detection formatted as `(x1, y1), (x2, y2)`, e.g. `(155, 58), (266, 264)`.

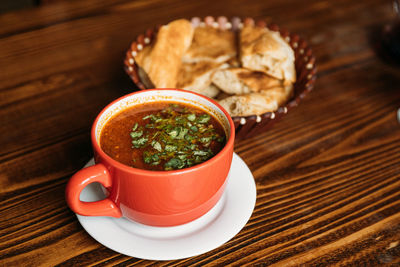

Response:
(190, 125), (198, 132)
(186, 159), (194, 167)
(176, 128), (188, 140)
(203, 142), (211, 148)
(177, 154), (187, 160)
(193, 150), (208, 156)
(144, 155), (152, 164)
(187, 114), (196, 121)
(185, 134), (194, 142)
(175, 116), (186, 124)
(198, 125), (207, 133)
(154, 117), (163, 123)
(200, 137), (212, 143)
(132, 137), (147, 148)
(152, 154), (159, 162)
(152, 141), (162, 152)
(168, 128), (179, 138)
(132, 123), (138, 131)
(165, 158), (183, 170)
(130, 130), (143, 138)
(187, 144), (197, 150)
(142, 114), (153, 120)
(165, 145), (177, 152)
(197, 114), (210, 124)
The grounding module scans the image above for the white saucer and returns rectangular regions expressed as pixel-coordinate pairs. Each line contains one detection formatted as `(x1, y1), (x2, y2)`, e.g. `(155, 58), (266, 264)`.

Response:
(77, 153), (256, 261)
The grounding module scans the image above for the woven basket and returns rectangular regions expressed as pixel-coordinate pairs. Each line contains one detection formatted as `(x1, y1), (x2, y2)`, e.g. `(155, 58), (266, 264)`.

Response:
(124, 16), (317, 139)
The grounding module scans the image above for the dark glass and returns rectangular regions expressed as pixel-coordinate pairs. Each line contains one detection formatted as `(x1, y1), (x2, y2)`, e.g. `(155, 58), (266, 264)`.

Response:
(381, 0), (400, 62)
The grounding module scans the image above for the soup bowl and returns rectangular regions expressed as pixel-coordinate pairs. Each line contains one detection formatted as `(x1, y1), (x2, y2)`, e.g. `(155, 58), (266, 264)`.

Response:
(66, 89), (235, 226)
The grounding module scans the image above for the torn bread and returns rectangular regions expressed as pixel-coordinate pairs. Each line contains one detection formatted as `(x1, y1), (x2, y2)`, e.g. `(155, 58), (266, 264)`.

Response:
(193, 84), (221, 99)
(226, 56), (241, 68)
(182, 25), (236, 63)
(176, 61), (228, 98)
(136, 46), (154, 88)
(135, 19), (194, 88)
(218, 84), (293, 117)
(240, 25), (296, 83)
(212, 68), (282, 95)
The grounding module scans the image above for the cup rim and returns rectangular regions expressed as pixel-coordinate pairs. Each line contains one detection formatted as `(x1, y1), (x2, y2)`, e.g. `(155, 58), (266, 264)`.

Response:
(91, 88), (235, 176)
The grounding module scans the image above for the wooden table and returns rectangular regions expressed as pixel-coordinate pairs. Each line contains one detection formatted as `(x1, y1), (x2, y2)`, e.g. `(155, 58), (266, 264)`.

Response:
(1, 0), (400, 265)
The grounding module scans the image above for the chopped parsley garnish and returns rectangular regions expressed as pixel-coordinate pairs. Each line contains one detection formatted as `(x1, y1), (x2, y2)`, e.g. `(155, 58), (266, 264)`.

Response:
(129, 104), (225, 170)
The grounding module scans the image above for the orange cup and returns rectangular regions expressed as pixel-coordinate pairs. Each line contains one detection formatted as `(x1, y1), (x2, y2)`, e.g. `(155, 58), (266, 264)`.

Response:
(65, 89), (235, 226)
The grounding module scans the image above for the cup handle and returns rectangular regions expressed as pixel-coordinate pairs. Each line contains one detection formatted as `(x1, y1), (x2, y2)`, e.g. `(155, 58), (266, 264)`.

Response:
(65, 163), (122, 218)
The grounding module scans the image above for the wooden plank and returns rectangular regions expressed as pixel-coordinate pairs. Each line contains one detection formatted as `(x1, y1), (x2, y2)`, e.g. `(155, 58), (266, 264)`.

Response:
(0, 0), (400, 265)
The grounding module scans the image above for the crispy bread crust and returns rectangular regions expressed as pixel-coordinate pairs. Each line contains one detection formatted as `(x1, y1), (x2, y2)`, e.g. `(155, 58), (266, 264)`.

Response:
(212, 67), (282, 94)
(182, 26), (237, 63)
(218, 84), (293, 116)
(135, 19), (194, 88)
(240, 25), (296, 83)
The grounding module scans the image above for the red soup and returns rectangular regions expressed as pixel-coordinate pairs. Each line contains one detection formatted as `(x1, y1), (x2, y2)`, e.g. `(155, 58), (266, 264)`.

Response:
(100, 102), (226, 171)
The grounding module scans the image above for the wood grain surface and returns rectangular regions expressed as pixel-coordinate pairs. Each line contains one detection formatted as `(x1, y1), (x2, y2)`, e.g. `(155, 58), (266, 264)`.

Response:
(1, 0), (400, 266)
